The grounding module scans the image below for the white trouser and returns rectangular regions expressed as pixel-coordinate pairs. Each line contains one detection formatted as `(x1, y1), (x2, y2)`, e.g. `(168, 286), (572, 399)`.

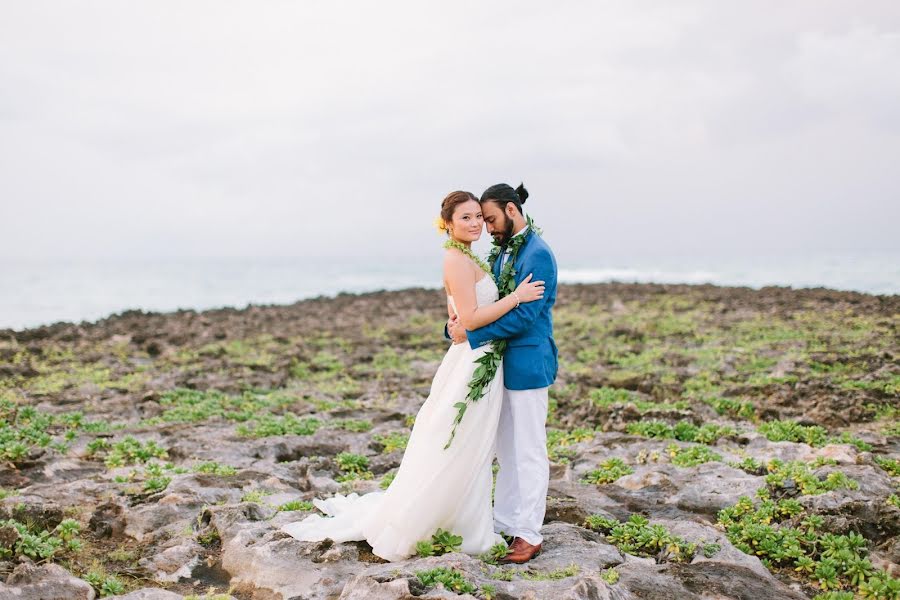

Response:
(493, 386), (549, 546)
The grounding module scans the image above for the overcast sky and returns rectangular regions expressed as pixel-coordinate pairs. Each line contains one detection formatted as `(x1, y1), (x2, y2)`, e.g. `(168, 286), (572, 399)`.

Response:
(1, 1), (898, 265)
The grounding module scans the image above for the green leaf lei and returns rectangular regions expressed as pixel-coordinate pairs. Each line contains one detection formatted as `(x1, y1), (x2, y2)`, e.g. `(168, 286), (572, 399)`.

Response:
(443, 239), (492, 275)
(444, 216), (542, 449)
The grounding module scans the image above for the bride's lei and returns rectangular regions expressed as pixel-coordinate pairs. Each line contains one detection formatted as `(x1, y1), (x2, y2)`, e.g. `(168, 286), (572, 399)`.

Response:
(442, 216), (542, 449)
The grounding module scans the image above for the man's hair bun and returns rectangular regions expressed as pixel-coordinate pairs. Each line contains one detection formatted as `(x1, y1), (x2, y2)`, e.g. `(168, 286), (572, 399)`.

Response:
(515, 183), (529, 204)
(480, 182), (529, 214)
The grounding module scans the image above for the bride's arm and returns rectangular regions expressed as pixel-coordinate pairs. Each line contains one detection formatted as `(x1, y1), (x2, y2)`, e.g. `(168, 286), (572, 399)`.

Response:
(444, 251), (519, 331)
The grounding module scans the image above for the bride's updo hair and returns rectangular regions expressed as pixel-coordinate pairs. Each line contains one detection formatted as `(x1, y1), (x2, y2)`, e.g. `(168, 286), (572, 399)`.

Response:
(440, 190), (480, 224)
(480, 183), (528, 214)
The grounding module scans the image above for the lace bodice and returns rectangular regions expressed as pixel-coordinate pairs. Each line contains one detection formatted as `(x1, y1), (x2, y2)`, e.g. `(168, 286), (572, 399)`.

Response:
(448, 275), (499, 316)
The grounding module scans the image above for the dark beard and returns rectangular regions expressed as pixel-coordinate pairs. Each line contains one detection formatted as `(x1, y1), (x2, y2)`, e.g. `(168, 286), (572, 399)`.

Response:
(493, 216), (515, 246)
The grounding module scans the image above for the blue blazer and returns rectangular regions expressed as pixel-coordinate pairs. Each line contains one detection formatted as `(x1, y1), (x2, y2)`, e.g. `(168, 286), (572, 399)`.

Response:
(467, 232), (558, 390)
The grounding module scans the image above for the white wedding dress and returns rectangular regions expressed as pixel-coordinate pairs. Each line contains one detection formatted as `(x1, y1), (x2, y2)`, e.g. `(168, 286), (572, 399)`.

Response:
(280, 275), (506, 561)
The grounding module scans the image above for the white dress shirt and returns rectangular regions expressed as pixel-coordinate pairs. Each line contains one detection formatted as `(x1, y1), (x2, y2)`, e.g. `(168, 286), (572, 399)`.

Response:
(500, 220), (528, 270)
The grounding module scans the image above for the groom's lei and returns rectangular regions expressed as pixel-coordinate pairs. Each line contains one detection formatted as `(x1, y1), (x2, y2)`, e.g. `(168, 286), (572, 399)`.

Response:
(444, 215), (542, 449)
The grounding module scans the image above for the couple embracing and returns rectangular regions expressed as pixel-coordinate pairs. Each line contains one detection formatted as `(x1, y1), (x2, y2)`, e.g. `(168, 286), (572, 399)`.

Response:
(282, 183), (558, 565)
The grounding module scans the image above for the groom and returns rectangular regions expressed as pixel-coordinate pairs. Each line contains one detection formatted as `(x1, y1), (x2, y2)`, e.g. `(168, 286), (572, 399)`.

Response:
(448, 183), (558, 564)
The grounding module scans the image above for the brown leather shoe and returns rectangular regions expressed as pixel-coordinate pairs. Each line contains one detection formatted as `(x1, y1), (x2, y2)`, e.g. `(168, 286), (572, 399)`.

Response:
(499, 537), (542, 564)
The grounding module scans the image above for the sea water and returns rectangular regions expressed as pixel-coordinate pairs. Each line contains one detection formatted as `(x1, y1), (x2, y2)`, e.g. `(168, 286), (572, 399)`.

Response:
(1, 251), (897, 331)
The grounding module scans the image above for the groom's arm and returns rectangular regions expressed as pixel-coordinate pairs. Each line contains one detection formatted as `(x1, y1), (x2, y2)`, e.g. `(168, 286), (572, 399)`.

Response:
(466, 249), (556, 350)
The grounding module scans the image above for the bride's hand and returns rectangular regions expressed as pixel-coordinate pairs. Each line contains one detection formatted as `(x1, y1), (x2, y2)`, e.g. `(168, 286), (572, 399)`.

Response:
(514, 273), (545, 303)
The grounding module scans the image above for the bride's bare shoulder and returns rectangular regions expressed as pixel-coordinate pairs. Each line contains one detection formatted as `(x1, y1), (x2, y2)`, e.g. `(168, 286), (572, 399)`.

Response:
(443, 247), (469, 268)
(443, 249), (476, 281)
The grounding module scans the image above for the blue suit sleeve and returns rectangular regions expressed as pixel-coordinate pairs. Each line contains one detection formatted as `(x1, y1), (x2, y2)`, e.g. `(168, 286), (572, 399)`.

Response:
(466, 249), (555, 349)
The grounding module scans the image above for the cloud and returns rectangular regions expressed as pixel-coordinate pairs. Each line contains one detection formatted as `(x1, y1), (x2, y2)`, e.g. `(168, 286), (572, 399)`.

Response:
(0, 1), (898, 262)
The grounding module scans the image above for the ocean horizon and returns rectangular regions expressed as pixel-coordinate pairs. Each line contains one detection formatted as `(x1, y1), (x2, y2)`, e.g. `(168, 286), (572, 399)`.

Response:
(2, 251), (898, 332)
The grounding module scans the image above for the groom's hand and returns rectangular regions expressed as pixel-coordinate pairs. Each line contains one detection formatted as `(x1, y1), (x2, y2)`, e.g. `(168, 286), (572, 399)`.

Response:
(448, 316), (467, 344)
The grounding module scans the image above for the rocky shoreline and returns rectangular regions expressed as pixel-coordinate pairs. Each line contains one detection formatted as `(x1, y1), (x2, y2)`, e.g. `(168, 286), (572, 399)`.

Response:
(0, 282), (898, 599)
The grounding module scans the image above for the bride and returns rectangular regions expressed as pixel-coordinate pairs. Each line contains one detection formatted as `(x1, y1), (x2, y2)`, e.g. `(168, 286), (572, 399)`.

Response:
(280, 190), (545, 561)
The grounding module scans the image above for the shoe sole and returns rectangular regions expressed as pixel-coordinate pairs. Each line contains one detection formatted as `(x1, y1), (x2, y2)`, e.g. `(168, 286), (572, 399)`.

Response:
(498, 549), (542, 564)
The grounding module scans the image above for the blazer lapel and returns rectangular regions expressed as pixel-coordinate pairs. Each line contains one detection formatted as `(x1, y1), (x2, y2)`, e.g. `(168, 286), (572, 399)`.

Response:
(512, 231), (534, 271)
(493, 248), (504, 280)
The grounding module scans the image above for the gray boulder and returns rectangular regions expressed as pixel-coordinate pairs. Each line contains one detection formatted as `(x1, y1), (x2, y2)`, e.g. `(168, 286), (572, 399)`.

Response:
(0, 562), (95, 600)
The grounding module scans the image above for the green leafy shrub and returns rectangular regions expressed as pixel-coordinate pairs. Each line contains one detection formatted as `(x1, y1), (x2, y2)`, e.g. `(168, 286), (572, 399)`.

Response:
(100, 576), (125, 596)
(333, 452), (373, 482)
(828, 431), (873, 452)
(83, 569), (126, 597)
(0, 400), (98, 463)
(584, 515), (619, 532)
(143, 475), (171, 493)
(758, 420), (829, 446)
(841, 375), (900, 397)
(0, 520), (61, 559)
(0, 517), (85, 560)
(415, 567), (476, 594)
(143, 388), (301, 426)
(625, 420), (735, 444)
(874, 456), (900, 477)
(590, 387), (637, 406)
(478, 542), (510, 565)
(812, 592), (855, 600)
(380, 471), (396, 489)
(764, 459), (859, 496)
(193, 461), (237, 476)
(717, 494), (899, 598)
(414, 540), (435, 557)
(858, 569), (900, 598)
(331, 419), (372, 432)
(432, 528), (463, 554)
(236, 413), (321, 438)
(110, 460), (184, 495)
(100, 436), (168, 468)
(335, 452), (369, 473)
(728, 456), (766, 474)
(520, 564), (580, 580)
(601, 567), (620, 584)
(416, 528), (463, 557)
(582, 457), (634, 484)
(705, 397), (756, 419)
(279, 500), (315, 512)
(626, 420), (673, 438)
(584, 514), (696, 563)
(241, 490), (274, 503)
(491, 564), (580, 581)
(373, 431), (409, 453)
(546, 427), (595, 463)
(666, 443), (722, 467)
